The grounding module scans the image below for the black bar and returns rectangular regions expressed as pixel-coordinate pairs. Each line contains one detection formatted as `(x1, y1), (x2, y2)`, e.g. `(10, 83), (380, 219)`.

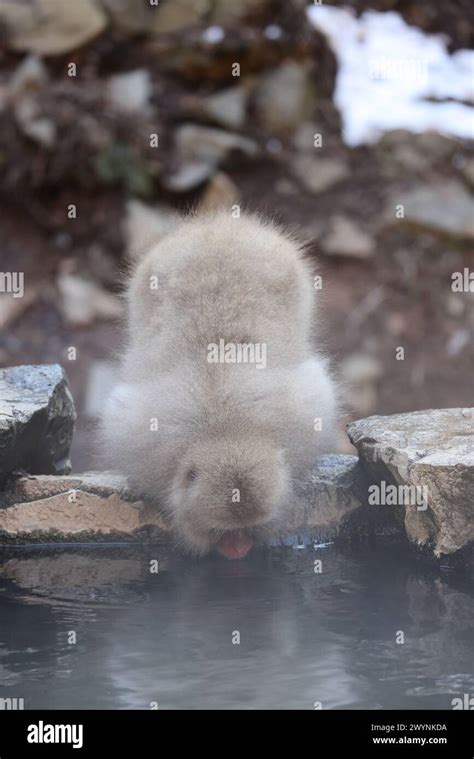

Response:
(0, 710), (472, 757)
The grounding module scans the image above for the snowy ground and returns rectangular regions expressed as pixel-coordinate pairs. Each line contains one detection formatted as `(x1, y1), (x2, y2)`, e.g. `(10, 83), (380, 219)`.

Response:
(308, 5), (474, 145)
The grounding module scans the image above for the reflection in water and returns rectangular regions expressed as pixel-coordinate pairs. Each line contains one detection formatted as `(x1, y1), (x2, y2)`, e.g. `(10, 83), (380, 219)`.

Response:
(0, 544), (472, 709)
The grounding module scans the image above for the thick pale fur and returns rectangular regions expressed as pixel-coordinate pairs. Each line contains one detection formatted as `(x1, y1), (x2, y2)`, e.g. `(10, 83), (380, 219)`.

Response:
(100, 211), (338, 553)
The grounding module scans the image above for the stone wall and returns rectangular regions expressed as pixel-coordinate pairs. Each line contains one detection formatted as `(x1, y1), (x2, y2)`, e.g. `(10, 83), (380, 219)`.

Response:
(0, 365), (472, 557)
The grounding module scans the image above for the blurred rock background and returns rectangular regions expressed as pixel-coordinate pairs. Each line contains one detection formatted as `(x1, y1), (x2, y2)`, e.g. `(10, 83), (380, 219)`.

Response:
(0, 0), (472, 468)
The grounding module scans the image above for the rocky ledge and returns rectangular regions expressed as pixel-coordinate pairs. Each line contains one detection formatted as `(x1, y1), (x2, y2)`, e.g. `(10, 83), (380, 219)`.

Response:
(0, 365), (472, 558)
(0, 364), (76, 484)
(0, 456), (364, 546)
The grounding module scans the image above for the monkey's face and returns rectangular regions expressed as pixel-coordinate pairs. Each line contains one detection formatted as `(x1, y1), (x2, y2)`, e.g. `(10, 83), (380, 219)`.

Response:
(169, 439), (290, 558)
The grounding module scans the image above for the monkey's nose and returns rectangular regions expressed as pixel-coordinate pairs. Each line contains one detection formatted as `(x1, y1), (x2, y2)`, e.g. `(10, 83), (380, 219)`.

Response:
(226, 497), (270, 527)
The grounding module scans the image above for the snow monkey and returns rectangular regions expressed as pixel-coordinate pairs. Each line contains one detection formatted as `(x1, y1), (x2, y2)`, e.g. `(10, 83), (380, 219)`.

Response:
(100, 212), (338, 558)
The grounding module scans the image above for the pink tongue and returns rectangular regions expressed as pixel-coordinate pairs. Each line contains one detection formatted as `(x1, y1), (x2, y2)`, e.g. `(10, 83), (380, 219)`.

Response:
(216, 530), (253, 559)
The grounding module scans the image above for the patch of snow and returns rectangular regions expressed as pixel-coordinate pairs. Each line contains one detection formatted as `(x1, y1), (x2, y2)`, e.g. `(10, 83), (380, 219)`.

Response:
(264, 24), (283, 41)
(307, 6), (474, 145)
(202, 25), (225, 45)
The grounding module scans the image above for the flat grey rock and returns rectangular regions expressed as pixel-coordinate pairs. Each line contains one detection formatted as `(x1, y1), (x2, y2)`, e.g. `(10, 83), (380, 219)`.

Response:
(386, 182), (474, 239)
(290, 454), (365, 531)
(348, 409), (474, 556)
(0, 364), (76, 482)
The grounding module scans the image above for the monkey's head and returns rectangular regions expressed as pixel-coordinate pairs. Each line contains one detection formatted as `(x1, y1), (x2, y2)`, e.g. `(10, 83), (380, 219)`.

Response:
(169, 437), (290, 558)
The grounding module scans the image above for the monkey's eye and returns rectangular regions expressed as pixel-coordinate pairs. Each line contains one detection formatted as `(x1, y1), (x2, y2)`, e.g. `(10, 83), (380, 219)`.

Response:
(186, 468), (197, 484)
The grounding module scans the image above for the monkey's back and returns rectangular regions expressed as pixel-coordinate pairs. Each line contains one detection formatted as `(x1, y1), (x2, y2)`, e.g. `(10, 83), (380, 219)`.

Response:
(127, 212), (315, 373)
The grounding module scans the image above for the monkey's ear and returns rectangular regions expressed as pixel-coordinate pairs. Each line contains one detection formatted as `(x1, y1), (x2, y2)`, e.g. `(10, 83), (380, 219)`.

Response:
(124, 200), (182, 264)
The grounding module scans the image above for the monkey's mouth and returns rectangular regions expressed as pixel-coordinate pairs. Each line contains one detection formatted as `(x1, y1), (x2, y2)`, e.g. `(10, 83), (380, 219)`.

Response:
(216, 530), (253, 560)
